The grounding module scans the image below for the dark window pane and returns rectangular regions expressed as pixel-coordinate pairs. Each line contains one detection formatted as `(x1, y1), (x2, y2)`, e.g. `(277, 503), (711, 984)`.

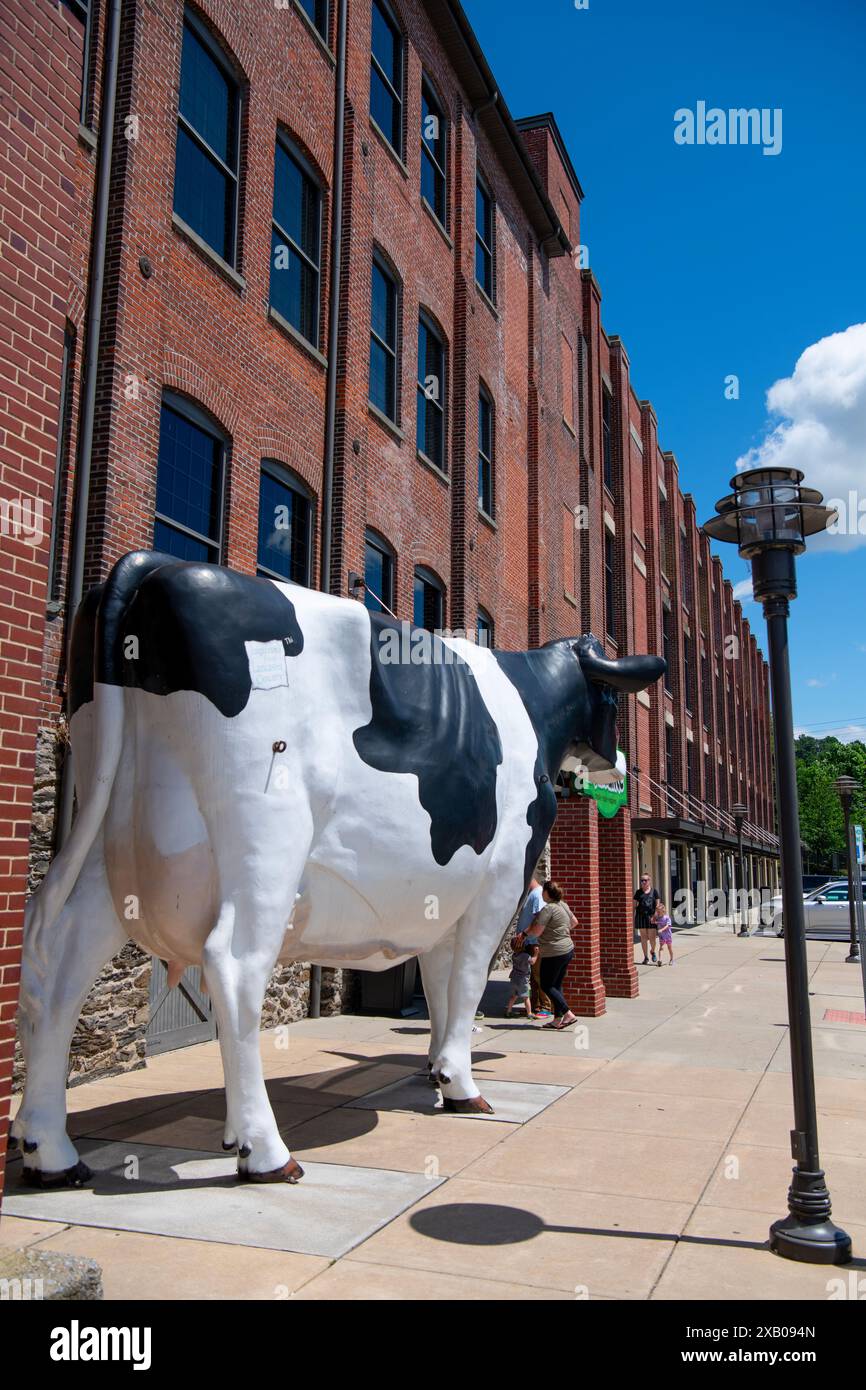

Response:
(417, 319), (445, 466)
(421, 85), (446, 222)
(156, 404), (222, 545)
(370, 260), (397, 419)
(174, 125), (234, 262)
(414, 572), (442, 631)
(369, 340), (394, 418)
(372, 0), (400, 89)
(605, 533), (616, 639)
(602, 389), (613, 491)
(478, 391), (493, 516)
(476, 182), (494, 295)
(257, 469), (310, 584)
(371, 261), (395, 345)
(179, 21), (235, 165)
(297, 0), (327, 37)
(273, 142), (319, 262)
(364, 539), (392, 613)
(270, 228), (318, 344)
(477, 612), (493, 648)
(154, 519), (215, 563)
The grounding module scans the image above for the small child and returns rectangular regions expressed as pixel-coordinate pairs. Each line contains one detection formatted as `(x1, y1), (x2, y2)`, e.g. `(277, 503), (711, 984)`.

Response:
(506, 930), (539, 1018)
(653, 902), (674, 965)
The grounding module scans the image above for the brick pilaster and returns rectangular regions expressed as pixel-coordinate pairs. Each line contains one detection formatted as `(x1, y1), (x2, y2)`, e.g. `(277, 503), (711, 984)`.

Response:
(599, 806), (639, 998)
(549, 795), (606, 1016)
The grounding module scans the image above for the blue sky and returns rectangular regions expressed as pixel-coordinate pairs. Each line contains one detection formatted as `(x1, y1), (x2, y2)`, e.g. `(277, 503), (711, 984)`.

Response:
(464, 0), (866, 739)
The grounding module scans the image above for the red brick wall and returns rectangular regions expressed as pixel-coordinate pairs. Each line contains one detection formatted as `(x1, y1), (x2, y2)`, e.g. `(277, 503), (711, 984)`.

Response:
(0, 0), (86, 1203)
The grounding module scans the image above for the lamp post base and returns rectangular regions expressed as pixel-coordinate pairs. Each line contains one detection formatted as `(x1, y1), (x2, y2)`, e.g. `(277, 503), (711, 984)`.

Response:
(769, 1214), (852, 1264)
(845, 949), (860, 964)
(769, 1168), (852, 1264)
(738, 926), (750, 937)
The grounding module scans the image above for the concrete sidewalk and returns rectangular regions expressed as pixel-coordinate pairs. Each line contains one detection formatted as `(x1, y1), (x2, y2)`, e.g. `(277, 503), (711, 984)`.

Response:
(3, 930), (865, 1300)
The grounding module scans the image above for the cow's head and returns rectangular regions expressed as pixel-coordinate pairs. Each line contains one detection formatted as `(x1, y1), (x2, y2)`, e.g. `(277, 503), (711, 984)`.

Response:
(560, 634), (666, 784)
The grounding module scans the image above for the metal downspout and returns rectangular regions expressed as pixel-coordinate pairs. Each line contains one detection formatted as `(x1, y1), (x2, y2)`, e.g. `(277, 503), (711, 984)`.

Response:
(56, 0), (123, 850)
(310, 0), (348, 1019)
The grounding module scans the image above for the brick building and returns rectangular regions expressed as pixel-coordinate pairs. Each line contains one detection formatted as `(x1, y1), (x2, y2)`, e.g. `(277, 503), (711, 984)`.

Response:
(1, 0), (778, 1169)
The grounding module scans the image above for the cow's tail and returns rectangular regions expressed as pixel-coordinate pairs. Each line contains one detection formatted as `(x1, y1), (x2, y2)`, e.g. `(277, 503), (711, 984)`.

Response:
(26, 680), (125, 967)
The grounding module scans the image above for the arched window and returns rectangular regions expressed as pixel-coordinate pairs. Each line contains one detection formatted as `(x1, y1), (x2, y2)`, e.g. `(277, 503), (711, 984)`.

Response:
(370, 253), (400, 422)
(477, 607), (494, 649)
(478, 384), (494, 518)
(364, 529), (395, 614)
(413, 565), (445, 632)
(154, 392), (227, 563)
(173, 9), (242, 267)
(257, 460), (314, 586)
(421, 77), (447, 226)
(417, 312), (447, 471)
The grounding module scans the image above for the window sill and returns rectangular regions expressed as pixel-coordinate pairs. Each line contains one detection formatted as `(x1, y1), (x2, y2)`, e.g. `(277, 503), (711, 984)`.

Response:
(268, 306), (327, 369)
(478, 507), (496, 531)
(603, 482), (616, 507)
(291, 0), (336, 65)
(171, 213), (246, 293)
(421, 197), (452, 249)
(475, 281), (498, 318)
(369, 118), (409, 178)
(563, 590), (578, 609)
(368, 400), (404, 442)
(77, 123), (97, 151)
(562, 416), (576, 439)
(417, 450), (450, 486)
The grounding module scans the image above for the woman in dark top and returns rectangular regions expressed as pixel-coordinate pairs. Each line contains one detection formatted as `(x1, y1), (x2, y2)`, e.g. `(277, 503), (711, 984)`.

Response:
(634, 873), (661, 965)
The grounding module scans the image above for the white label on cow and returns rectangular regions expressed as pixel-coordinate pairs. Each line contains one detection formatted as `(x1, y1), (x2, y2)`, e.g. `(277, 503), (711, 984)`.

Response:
(245, 639), (289, 690)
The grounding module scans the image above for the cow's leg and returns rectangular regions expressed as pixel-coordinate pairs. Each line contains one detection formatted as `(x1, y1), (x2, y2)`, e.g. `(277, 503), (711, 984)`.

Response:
(419, 930), (456, 1086)
(13, 845), (127, 1185)
(203, 828), (310, 1183)
(432, 890), (518, 1113)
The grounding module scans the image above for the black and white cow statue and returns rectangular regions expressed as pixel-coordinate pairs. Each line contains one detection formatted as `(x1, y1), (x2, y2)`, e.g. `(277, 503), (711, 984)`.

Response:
(15, 551), (664, 1186)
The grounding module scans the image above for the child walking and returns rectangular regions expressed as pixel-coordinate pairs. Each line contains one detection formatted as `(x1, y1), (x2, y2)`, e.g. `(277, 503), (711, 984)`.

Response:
(506, 930), (539, 1018)
(653, 901), (674, 965)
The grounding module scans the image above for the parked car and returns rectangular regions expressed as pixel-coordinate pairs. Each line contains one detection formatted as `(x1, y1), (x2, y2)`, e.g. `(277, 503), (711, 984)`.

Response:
(773, 879), (865, 939)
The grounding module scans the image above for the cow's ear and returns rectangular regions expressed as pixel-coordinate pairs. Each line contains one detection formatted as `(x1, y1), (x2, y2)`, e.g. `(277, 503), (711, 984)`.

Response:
(577, 645), (666, 694)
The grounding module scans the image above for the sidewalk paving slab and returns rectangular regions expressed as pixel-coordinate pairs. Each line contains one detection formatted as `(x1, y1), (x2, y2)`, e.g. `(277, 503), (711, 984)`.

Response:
(349, 1075), (569, 1124)
(2, 1139), (445, 1259)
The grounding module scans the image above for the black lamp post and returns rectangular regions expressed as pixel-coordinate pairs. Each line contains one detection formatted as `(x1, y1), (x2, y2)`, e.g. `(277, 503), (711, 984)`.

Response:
(732, 802), (749, 935)
(703, 465), (851, 1265)
(833, 775), (861, 966)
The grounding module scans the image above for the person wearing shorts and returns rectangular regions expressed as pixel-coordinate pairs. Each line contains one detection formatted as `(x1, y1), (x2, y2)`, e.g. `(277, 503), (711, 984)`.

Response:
(654, 902), (674, 965)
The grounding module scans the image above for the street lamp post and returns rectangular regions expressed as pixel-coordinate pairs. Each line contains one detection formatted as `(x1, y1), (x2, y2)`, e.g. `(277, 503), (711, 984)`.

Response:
(703, 465), (851, 1265)
(833, 775), (860, 965)
(732, 801), (748, 936)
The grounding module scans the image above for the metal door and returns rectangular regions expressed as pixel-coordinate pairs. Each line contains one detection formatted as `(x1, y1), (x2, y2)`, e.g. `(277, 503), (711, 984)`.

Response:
(146, 961), (217, 1055)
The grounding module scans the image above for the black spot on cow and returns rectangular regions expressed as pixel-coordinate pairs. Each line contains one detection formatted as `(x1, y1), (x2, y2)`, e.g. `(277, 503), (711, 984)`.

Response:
(71, 552), (304, 719)
(353, 615), (503, 866)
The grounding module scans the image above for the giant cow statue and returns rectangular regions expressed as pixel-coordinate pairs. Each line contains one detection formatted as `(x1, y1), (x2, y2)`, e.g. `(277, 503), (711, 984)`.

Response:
(14, 552), (664, 1186)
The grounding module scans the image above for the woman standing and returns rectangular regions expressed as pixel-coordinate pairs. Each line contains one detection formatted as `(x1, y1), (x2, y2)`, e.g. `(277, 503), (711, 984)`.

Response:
(634, 872), (661, 964)
(532, 881), (579, 1030)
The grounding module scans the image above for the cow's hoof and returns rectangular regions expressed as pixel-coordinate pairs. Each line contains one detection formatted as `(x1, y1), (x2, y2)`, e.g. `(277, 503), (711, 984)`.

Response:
(21, 1160), (93, 1189)
(22, 1139), (38, 1154)
(238, 1158), (305, 1185)
(7, 1133), (18, 1151)
(441, 1096), (494, 1115)
(238, 1143), (252, 1158)
(221, 1140), (236, 1152)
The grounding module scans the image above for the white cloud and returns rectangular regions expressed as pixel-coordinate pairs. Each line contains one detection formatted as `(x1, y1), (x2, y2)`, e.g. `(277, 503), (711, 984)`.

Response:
(795, 724), (866, 744)
(731, 577), (754, 601)
(735, 322), (866, 551)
